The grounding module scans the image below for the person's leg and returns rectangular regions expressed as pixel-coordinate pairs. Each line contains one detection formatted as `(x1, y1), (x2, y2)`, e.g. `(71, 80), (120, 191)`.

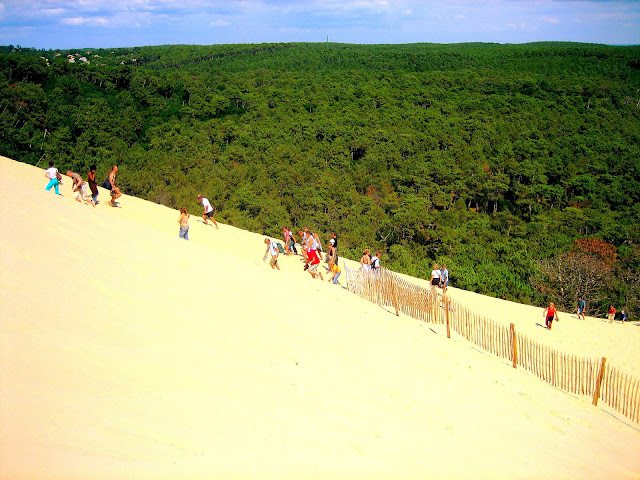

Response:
(46, 178), (60, 194)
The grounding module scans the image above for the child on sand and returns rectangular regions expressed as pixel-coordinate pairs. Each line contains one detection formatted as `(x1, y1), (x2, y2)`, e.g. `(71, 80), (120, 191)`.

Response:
(608, 305), (616, 323)
(327, 261), (341, 285)
(178, 207), (190, 240)
(44, 161), (61, 195)
(263, 238), (280, 270)
(543, 303), (559, 330)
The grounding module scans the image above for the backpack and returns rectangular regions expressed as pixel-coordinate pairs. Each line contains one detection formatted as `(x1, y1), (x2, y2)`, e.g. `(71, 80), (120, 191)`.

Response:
(276, 242), (285, 254)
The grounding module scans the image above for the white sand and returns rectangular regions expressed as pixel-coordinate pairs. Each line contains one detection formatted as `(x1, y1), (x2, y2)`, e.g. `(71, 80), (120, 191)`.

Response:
(1, 156), (639, 480)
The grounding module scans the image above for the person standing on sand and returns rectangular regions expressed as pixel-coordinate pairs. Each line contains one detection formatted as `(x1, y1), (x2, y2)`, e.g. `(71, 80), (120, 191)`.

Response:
(360, 249), (372, 273)
(325, 238), (338, 270)
(608, 305), (616, 323)
(620, 310), (627, 323)
(282, 227), (293, 256)
(197, 195), (219, 228)
(577, 297), (586, 320)
(44, 161), (61, 195)
(430, 264), (441, 293)
(287, 228), (298, 256)
(87, 165), (99, 205)
(371, 250), (380, 271)
(178, 207), (190, 240)
(330, 232), (339, 254)
(298, 231), (308, 263)
(66, 170), (95, 206)
(106, 165), (122, 207)
(543, 302), (559, 330)
(263, 238), (280, 270)
(441, 264), (449, 293)
(312, 232), (323, 260)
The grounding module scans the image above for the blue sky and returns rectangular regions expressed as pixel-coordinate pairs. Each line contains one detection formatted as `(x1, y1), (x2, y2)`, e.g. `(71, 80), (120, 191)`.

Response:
(1, 0), (638, 49)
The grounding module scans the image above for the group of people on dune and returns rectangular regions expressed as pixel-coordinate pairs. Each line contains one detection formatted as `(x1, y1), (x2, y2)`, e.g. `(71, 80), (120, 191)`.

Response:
(44, 164), (631, 324)
(176, 195), (219, 241)
(264, 228), (343, 285)
(541, 298), (628, 330)
(44, 161), (121, 208)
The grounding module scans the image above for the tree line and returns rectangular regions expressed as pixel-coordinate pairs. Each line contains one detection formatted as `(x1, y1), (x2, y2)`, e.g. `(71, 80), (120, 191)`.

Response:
(1, 42), (639, 317)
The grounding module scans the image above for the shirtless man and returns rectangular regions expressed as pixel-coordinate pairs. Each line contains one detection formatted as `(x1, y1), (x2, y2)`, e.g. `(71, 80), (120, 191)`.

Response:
(108, 165), (122, 207)
(66, 170), (95, 206)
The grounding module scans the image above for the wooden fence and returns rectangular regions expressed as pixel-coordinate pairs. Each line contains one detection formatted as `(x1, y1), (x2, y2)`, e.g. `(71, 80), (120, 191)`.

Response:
(343, 264), (640, 423)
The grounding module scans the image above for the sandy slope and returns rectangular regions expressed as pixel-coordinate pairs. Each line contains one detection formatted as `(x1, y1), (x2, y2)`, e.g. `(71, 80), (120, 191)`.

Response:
(1, 156), (639, 480)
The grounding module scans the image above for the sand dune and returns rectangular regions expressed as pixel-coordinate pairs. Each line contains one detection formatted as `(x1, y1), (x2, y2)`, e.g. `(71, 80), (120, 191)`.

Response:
(1, 156), (639, 480)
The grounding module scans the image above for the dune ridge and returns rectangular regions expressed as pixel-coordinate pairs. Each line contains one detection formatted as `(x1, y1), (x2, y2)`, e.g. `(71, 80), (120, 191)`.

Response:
(1, 156), (639, 480)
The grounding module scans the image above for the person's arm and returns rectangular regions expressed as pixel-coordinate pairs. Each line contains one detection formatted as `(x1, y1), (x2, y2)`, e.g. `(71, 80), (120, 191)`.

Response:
(109, 171), (116, 188)
(263, 246), (270, 261)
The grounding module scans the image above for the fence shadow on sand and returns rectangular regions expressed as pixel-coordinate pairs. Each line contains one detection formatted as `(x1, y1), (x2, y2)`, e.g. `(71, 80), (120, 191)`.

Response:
(343, 264), (640, 424)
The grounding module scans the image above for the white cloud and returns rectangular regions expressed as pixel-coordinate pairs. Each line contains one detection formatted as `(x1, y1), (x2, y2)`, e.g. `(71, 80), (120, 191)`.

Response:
(209, 18), (231, 27)
(62, 16), (109, 26)
(541, 16), (559, 24)
(41, 8), (67, 15)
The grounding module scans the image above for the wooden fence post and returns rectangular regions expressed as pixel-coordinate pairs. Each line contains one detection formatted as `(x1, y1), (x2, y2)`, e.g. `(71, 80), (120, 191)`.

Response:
(593, 357), (607, 406)
(445, 296), (451, 338)
(390, 273), (399, 317)
(510, 323), (517, 369)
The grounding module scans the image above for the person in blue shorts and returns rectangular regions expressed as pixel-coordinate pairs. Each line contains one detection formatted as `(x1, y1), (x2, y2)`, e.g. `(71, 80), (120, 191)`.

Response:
(577, 297), (586, 320)
(441, 264), (449, 293)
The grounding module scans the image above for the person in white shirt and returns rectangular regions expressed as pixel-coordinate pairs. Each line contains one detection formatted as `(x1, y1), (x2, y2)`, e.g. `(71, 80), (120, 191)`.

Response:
(197, 195), (219, 228)
(371, 251), (381, 271)
(263, 238), (280, 270)
(430, 264), (441, 292)
(44, 161), (61, 195)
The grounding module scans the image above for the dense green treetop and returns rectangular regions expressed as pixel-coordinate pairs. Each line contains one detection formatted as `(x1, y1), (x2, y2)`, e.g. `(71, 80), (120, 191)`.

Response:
(1, 42), (639, 316)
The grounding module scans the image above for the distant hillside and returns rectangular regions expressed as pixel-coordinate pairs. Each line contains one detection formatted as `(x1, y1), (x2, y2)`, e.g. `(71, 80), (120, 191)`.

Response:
(1, 42), (639, 315)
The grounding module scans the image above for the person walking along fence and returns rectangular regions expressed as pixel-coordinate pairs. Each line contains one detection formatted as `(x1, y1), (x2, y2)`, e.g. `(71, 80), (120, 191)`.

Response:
(342, 263), (640, 424)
